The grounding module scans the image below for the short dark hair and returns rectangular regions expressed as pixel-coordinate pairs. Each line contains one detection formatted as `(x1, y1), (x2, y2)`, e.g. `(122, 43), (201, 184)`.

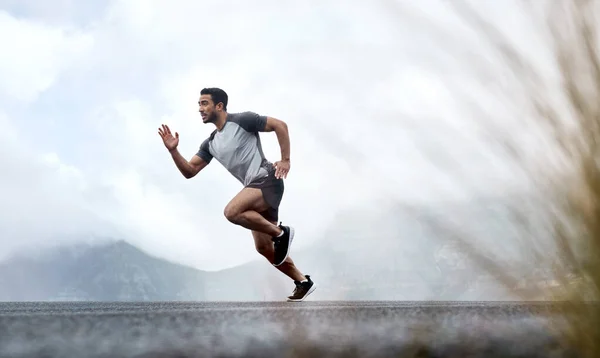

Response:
(200, 87), (228, 111)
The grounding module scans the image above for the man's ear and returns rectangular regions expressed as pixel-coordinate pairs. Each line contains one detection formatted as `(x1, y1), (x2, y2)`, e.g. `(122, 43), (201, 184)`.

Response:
(216, 102), (224, 111)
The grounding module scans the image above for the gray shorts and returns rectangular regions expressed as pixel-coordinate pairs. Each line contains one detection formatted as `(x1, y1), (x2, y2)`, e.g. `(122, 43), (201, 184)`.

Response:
(247, 167), (284, 223)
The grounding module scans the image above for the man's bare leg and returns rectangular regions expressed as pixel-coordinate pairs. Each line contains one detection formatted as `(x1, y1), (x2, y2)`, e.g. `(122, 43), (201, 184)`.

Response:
(224, 187), (282, 237)
(225, 186), (296, 268)
(252, 228), (305, 282)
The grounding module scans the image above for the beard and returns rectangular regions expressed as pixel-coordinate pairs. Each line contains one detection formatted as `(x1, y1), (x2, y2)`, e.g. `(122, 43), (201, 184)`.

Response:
(205, 112), (218, 123)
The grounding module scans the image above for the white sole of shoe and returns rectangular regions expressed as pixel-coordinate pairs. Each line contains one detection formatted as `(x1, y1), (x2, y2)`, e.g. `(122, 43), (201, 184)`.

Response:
(273, 226), (294, 267)
(287, 283), (316, 302)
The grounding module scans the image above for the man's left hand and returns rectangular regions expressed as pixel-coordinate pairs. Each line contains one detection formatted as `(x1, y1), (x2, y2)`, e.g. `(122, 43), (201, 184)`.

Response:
(274, 159), (290, 179)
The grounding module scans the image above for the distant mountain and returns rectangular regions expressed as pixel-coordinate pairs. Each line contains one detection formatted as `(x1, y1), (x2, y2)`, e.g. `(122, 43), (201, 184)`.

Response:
(0, 240), (208, 301)
(0, 235), (494, 302)
(0, 239), (321, 302)
(0, 197), (549, 302)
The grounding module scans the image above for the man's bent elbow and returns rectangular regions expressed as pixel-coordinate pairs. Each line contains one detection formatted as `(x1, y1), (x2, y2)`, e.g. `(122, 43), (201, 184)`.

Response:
(274, 120), (288, 133)
(183, 166), (201, 179)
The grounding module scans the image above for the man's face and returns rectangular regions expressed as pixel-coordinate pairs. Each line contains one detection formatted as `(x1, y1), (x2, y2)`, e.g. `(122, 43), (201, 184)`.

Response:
(198, 94), (219, 123)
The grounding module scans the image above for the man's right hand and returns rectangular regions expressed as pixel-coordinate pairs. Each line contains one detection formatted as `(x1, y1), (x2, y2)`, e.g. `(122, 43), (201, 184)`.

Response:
(158, 124), (179, 152)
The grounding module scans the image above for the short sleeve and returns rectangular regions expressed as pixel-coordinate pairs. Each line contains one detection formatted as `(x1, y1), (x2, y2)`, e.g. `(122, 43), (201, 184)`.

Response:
(232, 111), (267, 132)
(196, 137), (213, 163)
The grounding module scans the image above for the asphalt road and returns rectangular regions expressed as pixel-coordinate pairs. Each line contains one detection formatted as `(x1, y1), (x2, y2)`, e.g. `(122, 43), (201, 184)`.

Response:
(0, 301), (574, 358)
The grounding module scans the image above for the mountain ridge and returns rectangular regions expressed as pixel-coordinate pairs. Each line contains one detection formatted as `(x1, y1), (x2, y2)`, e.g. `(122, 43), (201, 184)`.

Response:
(0, 197), (545, 301)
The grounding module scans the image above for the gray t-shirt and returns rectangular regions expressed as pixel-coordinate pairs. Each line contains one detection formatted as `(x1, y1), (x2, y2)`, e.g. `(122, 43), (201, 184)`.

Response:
(196, 111), (273, 187)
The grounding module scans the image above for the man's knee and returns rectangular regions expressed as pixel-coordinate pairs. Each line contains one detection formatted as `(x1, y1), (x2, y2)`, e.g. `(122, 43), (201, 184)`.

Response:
(223, 204), (240, 223)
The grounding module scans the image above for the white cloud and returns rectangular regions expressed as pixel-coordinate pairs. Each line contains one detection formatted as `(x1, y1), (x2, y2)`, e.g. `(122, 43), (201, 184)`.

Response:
(0, 10), (93, 102)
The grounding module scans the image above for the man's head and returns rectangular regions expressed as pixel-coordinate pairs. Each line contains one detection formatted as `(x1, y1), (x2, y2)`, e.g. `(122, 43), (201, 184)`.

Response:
(199, 87), (228, 124)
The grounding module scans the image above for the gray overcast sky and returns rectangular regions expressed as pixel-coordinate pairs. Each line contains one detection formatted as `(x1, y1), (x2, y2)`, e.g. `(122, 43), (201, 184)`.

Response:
(0, 0), (557, 271)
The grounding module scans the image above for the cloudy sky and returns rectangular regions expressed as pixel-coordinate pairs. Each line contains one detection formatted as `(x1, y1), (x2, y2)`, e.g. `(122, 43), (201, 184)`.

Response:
(0, 0), (560, 271)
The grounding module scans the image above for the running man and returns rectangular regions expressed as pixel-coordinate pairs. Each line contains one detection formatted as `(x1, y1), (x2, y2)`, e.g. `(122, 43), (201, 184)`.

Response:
(158, 87), (316, 302)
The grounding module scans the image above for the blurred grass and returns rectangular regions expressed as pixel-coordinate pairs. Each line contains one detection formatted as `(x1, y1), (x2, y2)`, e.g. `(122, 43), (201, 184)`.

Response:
(371, 0), (600, 356)
(414, 0), (600, 357)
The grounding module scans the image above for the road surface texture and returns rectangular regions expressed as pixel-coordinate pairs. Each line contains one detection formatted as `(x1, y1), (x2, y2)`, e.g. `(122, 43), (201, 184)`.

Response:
(0, 301), (577, 358)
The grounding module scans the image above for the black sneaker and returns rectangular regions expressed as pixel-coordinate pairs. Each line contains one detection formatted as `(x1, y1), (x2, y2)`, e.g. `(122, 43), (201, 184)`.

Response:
(272, 223), (294, 267)
(287, 275), (316, 302)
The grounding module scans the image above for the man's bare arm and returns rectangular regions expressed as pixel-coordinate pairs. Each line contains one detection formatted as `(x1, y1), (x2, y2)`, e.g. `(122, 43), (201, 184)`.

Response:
(263, 116), (290, 162)
(262, 116), (291, 179)
(169, 149), (208, 179)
